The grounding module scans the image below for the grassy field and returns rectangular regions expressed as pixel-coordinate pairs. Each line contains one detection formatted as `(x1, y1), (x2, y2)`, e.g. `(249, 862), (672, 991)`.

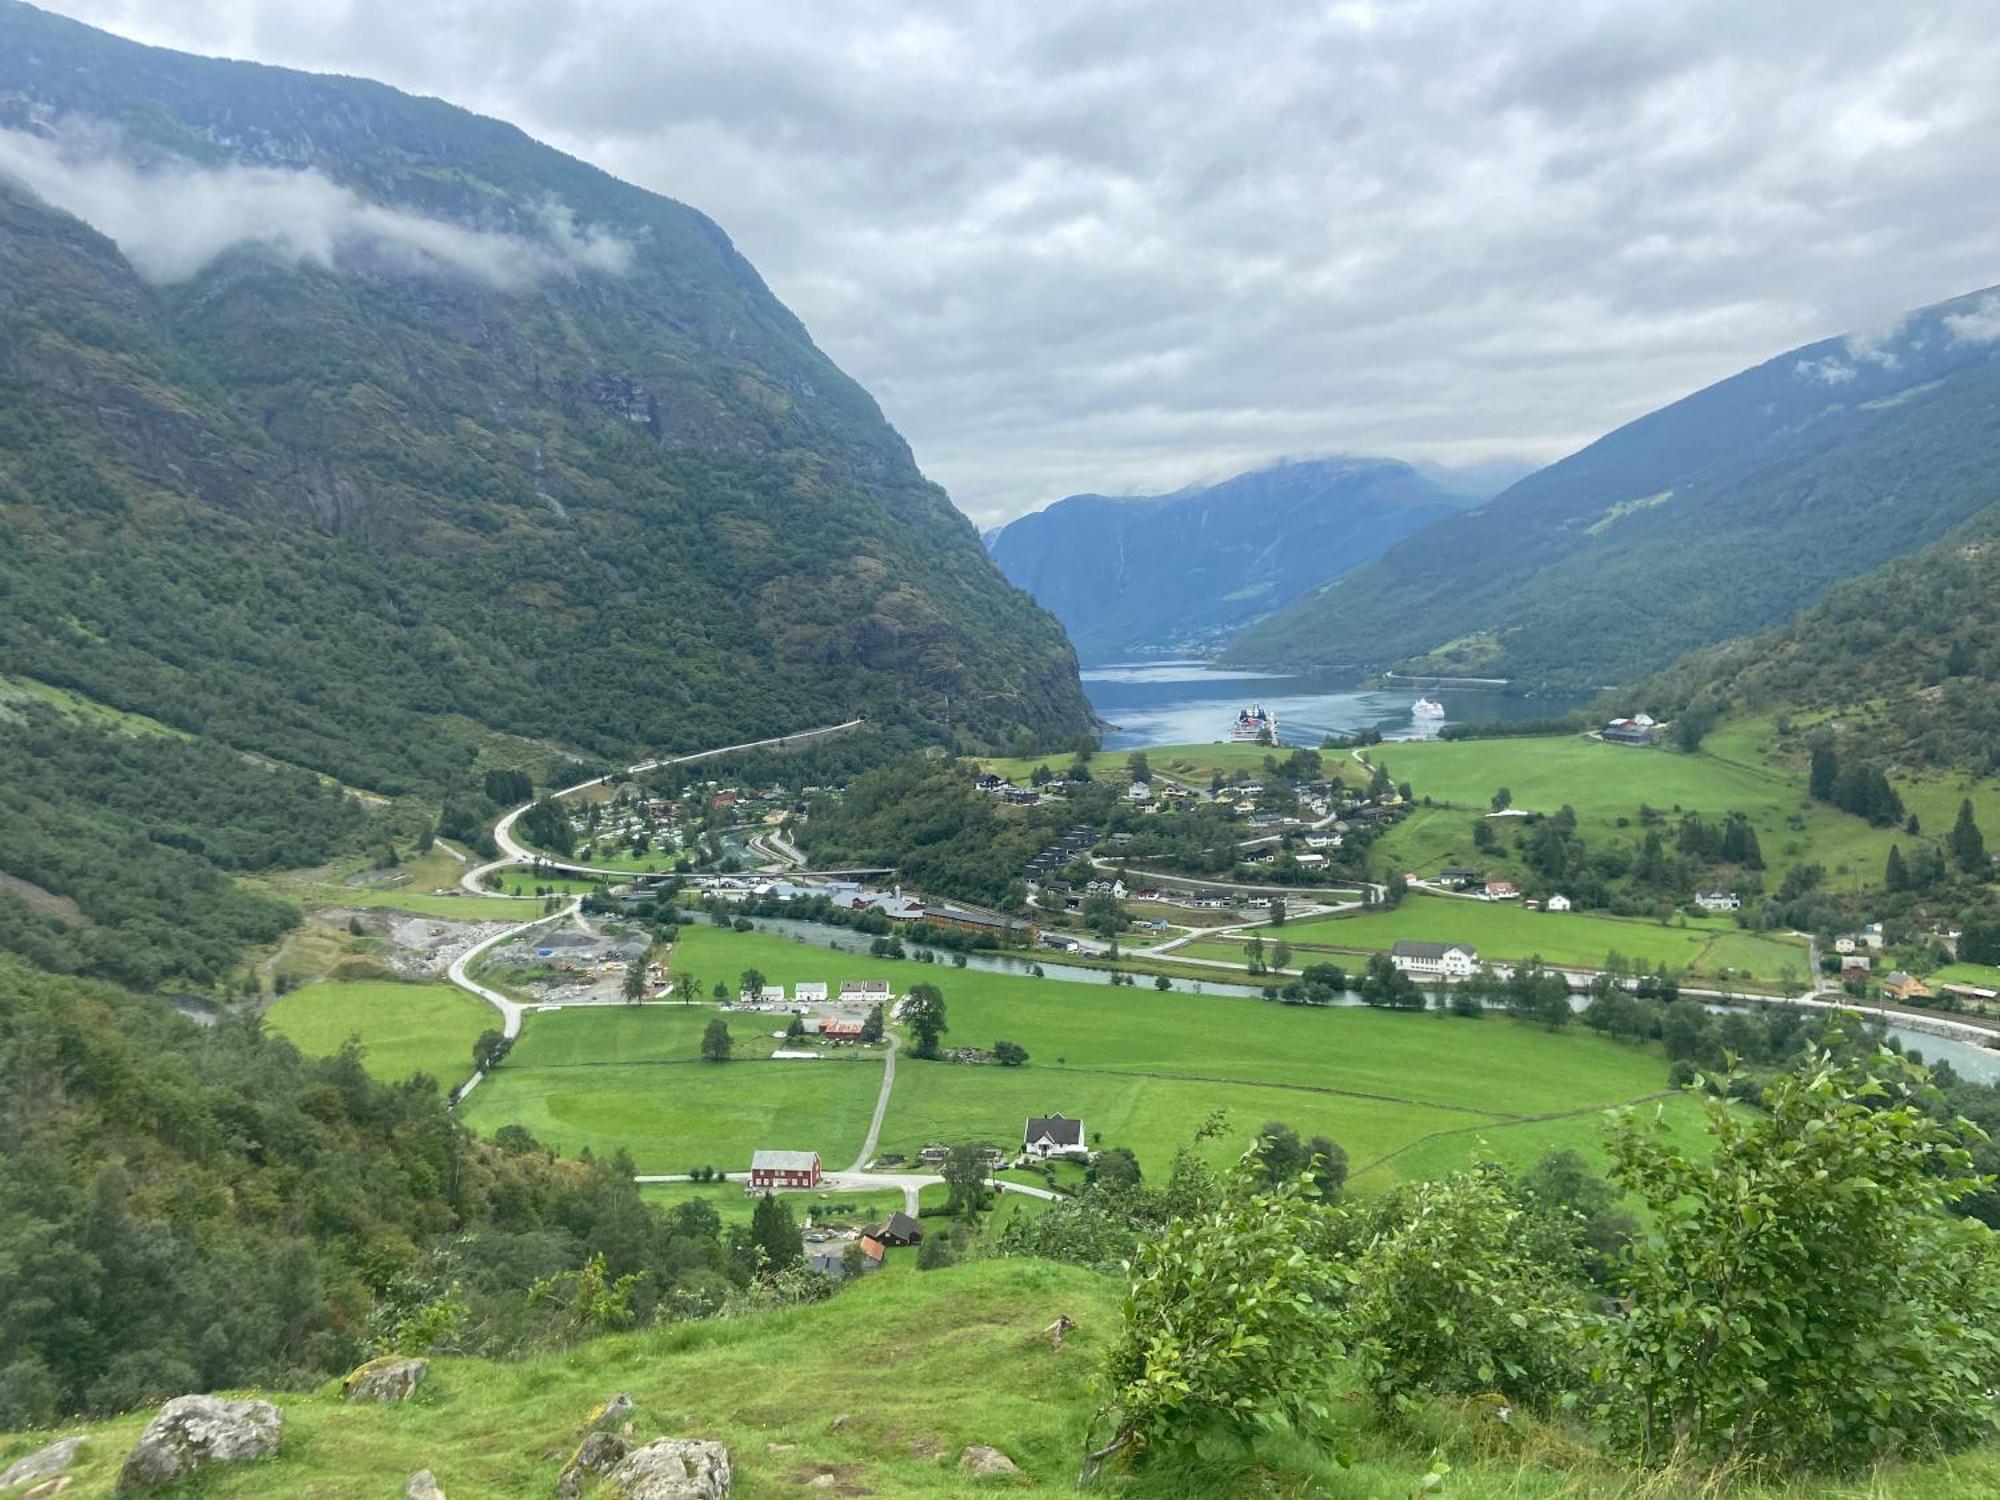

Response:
(1208, 893), (1808, 983)
(491, 871), (603, 898)
(457, 924), (1689, 1186)
(275, 846), (538, 922)
(638, 1180), (906, 1230)
(979, 740), (1286, 786)
(13, 1256), (2000, 1499)
(1364, 731), (1900, 891)
(264, 979), (492, 1085)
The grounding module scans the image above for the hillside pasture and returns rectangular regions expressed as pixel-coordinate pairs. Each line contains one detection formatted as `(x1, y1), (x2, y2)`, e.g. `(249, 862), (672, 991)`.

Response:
(265, 978), (491, 1086)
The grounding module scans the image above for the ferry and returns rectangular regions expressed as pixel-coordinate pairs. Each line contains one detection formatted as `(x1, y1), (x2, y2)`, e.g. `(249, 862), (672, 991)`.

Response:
(1411, 696), (1446, 720)
(1228, 704), (1278, 743)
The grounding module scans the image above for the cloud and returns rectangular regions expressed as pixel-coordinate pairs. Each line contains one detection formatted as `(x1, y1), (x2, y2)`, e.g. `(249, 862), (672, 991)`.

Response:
(0, 120), (633, 288)
(31, 1), (2000, 524)
(1795, 356), (1858, 385)
(1944, 294), (2000, 345)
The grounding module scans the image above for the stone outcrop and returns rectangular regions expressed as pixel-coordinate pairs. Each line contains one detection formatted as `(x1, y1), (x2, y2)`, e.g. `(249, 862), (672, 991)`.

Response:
(341, 1356), (429, 1403)
(556, 1432), (631, 1499)
(405, 1470), (447, 1500)
(115, 1396), (283, 1492)
(958, 1444), (1020, 1478)
(1, 1437), (83, 1490)
(600, 1439), (731, 1500)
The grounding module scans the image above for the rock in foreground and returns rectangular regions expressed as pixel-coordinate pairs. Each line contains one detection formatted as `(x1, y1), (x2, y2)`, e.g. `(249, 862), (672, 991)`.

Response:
(342, 1356), (429, 1403)
(115, 1396), (282, 1492)
(601, 1438), (732, 1500)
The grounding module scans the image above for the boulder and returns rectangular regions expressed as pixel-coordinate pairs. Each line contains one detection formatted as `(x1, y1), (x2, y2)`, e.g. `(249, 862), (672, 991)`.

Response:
(115, 1396), (283, 1492)
(600, 1438), (731, 1500)
(1, 1437), (83, 1490)
(582, 1393), (635, 1433)
(958, 1444), (1019, 1479)
(556, 1432), (630, 1499)
(406, 1470), (447, 1500)
(342, 1356), (429, 1403)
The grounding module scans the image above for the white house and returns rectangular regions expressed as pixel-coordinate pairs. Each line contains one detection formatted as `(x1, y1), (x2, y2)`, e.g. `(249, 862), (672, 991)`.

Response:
(759, 984), (787, 1005)
(1128, 781), (1152, 803)
(1023, 1113), (1087, 1160)
(1391, 940), (1480, 980)
(1545, 894), (1573, 912)
(794, 981), (828, 1003)
(1694, 891), (1740, 913)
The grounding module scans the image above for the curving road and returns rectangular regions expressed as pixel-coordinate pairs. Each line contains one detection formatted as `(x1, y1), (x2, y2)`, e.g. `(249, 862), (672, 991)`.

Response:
(447, 896), (581, 1102)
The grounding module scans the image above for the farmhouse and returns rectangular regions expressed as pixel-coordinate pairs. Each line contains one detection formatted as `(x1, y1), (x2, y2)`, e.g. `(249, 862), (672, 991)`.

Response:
(748, 1149), (822, 1190)
(1023, 1114), (1087, 1160)
(1391, 939), (1480, 980)
(819, 1017), (865, 1041)
(1882, 971), (1933, 1002)
(840, 980), (893, 1003)
(1483, 880), (1519, 901)
(1438, 866), (1483, 890)
(1546, 894), (1573, 912)
(1693, 890), (1740, 913)
(794, 981), (828, 1003)
(807, 1237), (883, 1279)
(1841, 955), (1873, 977)
(1602, 717), (1658, 746)
(869, 1211), (925, 1247)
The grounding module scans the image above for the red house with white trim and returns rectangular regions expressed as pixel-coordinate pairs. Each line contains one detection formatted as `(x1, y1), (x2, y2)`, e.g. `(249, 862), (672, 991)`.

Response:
(749, 1149), (821, 1190)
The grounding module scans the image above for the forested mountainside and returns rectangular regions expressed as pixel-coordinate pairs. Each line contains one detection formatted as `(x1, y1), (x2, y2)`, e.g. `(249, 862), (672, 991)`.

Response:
(0, 0), (1090, 801)
(1633, 501), (2000, 776)
(1224, 286), (2000, 689)
(986, 457), (1474, 661)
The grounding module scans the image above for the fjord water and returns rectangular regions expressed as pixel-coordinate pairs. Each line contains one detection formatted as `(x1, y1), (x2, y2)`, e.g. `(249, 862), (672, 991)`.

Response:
(1084, 661), (1575, 749)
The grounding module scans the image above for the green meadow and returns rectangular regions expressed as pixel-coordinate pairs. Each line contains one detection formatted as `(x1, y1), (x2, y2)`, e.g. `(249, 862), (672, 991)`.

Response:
(1204, 892), (1808, 983)
(464, 923), (1687, 1187)
(265, 979), (492, 1085)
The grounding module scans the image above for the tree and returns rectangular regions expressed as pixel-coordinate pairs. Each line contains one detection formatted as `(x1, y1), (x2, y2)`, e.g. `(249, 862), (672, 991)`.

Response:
(1088, 1146), (1143, 1190)
(1127, 751), (1152, 784)
(1601, 1046), (2000, 1472)
(1081, 891), (1127, 940)
(905, 983), (948, 1058)
(673, 971), (700, 1007)
(1491, 787), (1512, 812)
(748, 1192), (802, 1272)
(472, 1028), (510, 1074)
(1809, 743), (1839, 802)
(1252, 1121), (1305, 1185)
(711, 980), (728, 1001)
(739, 967), (766, 999)
(622, 962), (646, 1004)
(859, 1003), (885, 1043)
(1242, 933), (1266, 973)
(700, 1018), (733, 1062)
(993, 1039), (1029, 1066)
(1304, 1135), (1347, 1196)
(1950, 799), (1987, 875)
(1270, 941), (1292, 972)
(784, 1013), (805, 1041)
(1886, 843), (1911, 892)
(942, 1142), (990, 1215)
(1358, 952), (1421, 1010)
(1268, 897), (1287, 926)
(1153, 974), (1172, 992)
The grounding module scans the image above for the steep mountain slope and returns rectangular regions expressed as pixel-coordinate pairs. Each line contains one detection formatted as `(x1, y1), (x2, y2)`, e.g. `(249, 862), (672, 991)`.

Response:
(0, 2), (1090, 800)
(1634, 502), (2000, 776)
(986, 457), (1475, 662)
(1225, 287), (2000, 689)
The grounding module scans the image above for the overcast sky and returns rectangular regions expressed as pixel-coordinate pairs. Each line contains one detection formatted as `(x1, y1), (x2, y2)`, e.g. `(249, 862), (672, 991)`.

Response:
(40, 1), (2000, 526)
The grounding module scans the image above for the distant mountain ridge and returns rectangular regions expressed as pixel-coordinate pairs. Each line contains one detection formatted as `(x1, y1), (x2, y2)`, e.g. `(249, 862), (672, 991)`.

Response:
(1224, 286), (2000, 689)
(986, 456), (1478, 663)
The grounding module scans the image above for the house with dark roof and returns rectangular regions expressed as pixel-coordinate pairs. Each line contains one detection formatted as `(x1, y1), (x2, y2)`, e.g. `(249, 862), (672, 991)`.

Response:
(869, 1211), (925, 1247)
(1023, 1113), (1087, 1160)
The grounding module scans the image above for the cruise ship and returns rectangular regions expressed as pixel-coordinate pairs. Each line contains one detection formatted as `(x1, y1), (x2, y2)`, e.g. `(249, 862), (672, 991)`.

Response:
(1229, 704), (1278, 743)
(1411, 696), (1446, 720)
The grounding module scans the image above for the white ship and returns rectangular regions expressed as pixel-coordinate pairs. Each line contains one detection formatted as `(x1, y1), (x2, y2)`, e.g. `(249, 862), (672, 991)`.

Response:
(1411, 697), (1446, 720)
(1228, 705), (1278, 743)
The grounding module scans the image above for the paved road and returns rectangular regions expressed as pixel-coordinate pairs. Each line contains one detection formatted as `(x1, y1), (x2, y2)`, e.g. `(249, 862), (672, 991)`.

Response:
(446, 896), (582, 1102)
(464, 718), (867, 892)
(632, 1167), (1061, 1216)
(850, 1034), (901, 1171)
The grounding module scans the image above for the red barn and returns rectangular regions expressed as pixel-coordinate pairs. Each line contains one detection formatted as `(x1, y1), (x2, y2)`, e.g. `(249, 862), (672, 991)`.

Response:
(749, 1149), (821, 1190)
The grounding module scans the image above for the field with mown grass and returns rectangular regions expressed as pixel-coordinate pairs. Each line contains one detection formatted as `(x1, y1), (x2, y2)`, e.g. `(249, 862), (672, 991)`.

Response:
(464, 923), (1694, 1186)
(10, 1257), (2000, 1499)
(638, 1180), (907, 1229)
(265, 979), (492, 1086)
(978, 739), (1290, 787)
(1195, 892), (1808, 983)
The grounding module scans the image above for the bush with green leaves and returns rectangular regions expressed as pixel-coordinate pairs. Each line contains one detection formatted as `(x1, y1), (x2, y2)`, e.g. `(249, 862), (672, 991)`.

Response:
(1344, 1164), (1591, 1414)
(1084, 1168), (1348, 1479)
(1598, 1045), (2000, 1473)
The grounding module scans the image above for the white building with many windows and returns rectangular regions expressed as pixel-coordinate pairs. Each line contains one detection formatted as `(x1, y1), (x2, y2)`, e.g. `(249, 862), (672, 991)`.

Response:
(1390, 939), (1480, 980)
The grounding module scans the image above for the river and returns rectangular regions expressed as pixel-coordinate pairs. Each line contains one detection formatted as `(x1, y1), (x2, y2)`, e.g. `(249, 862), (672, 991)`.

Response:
(1082, 661), (1578, 749)
(745, 917), (2000, 1082)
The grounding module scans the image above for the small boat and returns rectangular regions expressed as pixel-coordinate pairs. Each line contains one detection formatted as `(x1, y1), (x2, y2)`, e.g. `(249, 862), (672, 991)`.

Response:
(1411, 697), (1445, 720)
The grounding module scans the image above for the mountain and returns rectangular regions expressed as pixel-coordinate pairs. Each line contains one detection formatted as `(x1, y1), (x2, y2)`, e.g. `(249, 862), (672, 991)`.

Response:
(1634, 502), (2000, 777)
(985, 457), (1477, 662)
(1224, 287), (2000, 689)
(0, 0), (1091, 802)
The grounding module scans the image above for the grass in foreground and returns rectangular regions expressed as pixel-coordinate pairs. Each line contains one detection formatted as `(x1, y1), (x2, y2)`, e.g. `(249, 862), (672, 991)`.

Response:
(8, 1258), (2000, 1498)
(265, 979), (492, 1086)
